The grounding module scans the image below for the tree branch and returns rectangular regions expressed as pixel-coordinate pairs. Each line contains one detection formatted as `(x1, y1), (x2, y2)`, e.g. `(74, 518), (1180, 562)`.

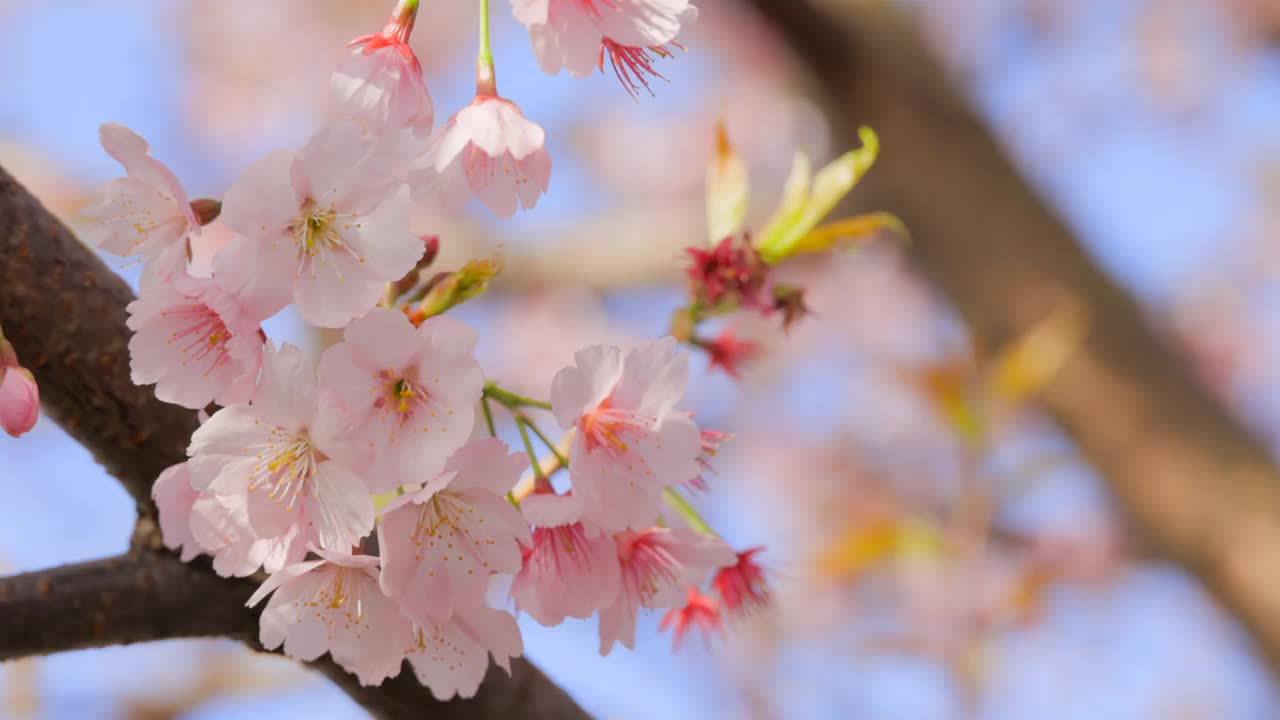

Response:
(0, 551), (591, 720)
(742, 0), (1280, 676)
(0, 165), (590, 718)
(0, 551), (258, 661)
(0, 166), (195, 514)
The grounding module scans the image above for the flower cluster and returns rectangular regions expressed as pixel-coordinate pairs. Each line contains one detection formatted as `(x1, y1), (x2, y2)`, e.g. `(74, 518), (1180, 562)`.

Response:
(673, 123), (902, 378)
(79, 0), (773, 699)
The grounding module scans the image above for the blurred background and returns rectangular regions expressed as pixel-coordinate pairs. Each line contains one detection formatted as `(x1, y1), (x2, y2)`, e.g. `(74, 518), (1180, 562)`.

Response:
(4, 0), (1280, 717)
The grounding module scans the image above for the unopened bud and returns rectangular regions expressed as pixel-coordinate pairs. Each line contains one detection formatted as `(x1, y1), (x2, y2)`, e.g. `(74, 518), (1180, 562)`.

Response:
(414, 257), (502, 321)
(0, 366), (38, 437)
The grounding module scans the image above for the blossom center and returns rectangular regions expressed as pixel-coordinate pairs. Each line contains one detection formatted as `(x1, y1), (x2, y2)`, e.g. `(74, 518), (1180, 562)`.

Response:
(619, 533), (680, 604)
(601, 39), (674, 99)
(305, 567), (372, 632)
(290, 199), (364, 278)
(163, 303), (232, 376)
(127, 210), (188, 252)
(372, 370), (431, 424)
(528, 524), (592, 572)
(247, 428), (319, 511)
(410, 493), (492, 568)
(580, 401), (646, 456)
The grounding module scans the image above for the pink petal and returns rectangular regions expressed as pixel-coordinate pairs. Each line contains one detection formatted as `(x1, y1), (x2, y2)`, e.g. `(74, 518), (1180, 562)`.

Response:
(611, 336), (688, 418)
(253, 343), (317, 431)
(306, 460), (375, 552)
(550, 344), (624, 428)
(151, 462), (200, 561)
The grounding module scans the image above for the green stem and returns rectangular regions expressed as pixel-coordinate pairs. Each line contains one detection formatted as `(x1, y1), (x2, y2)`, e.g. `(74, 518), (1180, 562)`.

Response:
(520, 415), (568, 468)
(662, 488), (715, 536)
(476, 0), (496, 95)
(481, 395), (498, 437)
(483, 382), (553, 411)
(516, 419), (545, 480)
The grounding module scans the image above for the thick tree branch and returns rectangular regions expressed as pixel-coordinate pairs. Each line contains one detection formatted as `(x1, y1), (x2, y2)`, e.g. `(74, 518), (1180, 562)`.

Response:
(0, 551), (258, 661)
(743, 0), (1280, 676)
(0, 551), (590, 720)
(0, 165), (589, 718)
(0, 166), (195, 514)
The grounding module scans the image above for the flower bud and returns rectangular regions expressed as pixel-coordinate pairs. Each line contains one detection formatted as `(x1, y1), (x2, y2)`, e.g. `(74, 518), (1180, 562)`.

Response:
(0, 367), (39, 437)
(411, 257), (502, 322)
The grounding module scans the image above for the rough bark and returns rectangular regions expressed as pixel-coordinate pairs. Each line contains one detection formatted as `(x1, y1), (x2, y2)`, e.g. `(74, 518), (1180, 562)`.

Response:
(742, 0), (1280, 677)
(0, 167), (196, 514)
(0, 552), (258, 661)
(0, 164), (589, 719)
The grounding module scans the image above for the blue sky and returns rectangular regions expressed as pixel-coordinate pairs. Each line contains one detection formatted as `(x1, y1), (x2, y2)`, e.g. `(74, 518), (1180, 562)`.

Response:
(3, 1), (1280, 718)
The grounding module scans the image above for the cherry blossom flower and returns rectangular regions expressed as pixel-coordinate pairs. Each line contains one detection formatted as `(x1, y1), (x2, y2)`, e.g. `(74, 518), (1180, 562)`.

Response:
(216, 121), (424, 327)
(551, 338), (702, 531)
(411, 95), (551, 218)
(318, 308), (482, 493)
(659, 586), (721, 648)
(712, 546), (769, 617)
(379, 438), (532, 623)
(332, 0), (434, 135)
(152, 462), (202, 562)
(405, 605), (523, 700)
(81, 123), (199, 280)
(700, 328), (759, 378)
(510, 0), (697, 96)
(188, 342), (374, 553)
(250, 549), (412, 686)
(126, 274), (264, 410)
(511, 493), (621, 626)
(598, 527), (735, 654)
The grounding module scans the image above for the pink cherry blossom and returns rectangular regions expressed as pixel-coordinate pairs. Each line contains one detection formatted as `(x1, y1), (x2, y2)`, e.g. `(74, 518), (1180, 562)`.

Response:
(126, 274), (264, 410)
(511, 492), (620, 626)
(250, 549), (412, 686)
(378, 438), (532, 623)
(81, 123), (198, 276)
(597, 527), (735, 654)
(411, 95), (551, 218)
(216, 121), (424, 327)
(332, 0), (434, 135)
(550, 338), (702, 531)
(405, 605), (523, 700)
(188, 342), (374, 553)
(510, 0), (697, 96)
(152, 462), (202, 562)
(318, 308), (482, 493)
(0, 367), (38, 438)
